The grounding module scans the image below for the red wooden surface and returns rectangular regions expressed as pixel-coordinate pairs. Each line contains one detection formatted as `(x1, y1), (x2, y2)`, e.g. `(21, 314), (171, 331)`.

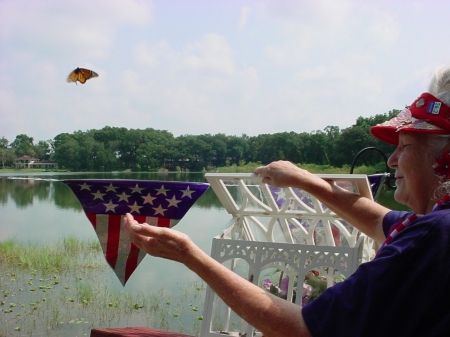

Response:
(90, 326), (194, 337)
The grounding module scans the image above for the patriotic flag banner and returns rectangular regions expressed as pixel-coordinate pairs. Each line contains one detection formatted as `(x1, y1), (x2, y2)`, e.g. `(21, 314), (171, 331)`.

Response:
(62, 179), (209, 285)
(367, 173), (388, 200)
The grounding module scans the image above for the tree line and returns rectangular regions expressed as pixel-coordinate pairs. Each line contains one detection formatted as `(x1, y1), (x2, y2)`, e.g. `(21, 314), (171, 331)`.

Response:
(0, 110), (399, 171)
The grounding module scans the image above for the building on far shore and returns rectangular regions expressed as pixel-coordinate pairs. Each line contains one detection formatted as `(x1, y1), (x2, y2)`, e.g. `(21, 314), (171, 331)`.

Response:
(14, 155), (58, 170)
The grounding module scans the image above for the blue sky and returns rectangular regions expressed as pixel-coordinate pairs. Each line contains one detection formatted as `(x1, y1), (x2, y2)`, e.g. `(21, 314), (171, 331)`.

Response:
(1, 0), (450, 143)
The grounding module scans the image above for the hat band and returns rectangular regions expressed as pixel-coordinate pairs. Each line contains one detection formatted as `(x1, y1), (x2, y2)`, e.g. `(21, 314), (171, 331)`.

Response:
(377, 108), (445, 133)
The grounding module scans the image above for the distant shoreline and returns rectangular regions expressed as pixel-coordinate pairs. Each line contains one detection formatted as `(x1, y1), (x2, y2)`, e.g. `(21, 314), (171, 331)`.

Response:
(0, 168), (68, 173)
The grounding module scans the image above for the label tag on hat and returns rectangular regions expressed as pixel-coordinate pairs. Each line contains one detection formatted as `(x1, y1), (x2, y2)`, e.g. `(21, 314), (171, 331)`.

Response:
(427, 102), (442, 114)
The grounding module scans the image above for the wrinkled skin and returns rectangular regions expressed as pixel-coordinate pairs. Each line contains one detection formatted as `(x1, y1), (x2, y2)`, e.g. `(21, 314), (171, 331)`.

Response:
(123, 213), (197, 264)
(387, 132), (450, 214)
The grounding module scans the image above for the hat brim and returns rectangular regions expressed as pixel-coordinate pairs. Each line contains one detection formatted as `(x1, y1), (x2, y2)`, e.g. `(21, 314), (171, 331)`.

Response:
(370, 125), (450, 145)
(371, 93), (450, 145)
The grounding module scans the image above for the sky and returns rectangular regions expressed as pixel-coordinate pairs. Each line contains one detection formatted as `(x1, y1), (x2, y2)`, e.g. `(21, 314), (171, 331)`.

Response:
(1, 0), (450, 144)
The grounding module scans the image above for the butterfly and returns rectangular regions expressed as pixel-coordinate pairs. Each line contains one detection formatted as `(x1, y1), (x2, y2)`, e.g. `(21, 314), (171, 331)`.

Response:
(67, 67), (99, 85)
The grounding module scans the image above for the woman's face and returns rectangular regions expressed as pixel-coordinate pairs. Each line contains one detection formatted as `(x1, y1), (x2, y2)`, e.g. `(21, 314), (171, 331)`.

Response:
(388, 132), (445, 214)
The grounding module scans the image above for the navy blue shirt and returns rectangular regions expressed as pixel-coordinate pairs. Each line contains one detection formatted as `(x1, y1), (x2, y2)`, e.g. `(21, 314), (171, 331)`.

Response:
(302, 209), (450, 336)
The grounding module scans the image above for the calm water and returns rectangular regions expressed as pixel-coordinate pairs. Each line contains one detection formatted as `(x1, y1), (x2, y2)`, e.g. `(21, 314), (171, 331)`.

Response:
(0, 172), (232, 294)
(0, 171), (405, 290)
(0, 171), (406, 336)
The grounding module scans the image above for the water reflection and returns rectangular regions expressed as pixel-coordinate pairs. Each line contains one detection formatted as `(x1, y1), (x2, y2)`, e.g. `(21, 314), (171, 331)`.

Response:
(0, 172), (232, 293)
(0, 172), (406, 293)
(0, 172), (226, 210)
(0, 172), (236, 289)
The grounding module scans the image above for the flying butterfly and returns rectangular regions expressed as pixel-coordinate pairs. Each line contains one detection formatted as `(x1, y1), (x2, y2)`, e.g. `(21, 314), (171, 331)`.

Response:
(67, 67), (99, 85)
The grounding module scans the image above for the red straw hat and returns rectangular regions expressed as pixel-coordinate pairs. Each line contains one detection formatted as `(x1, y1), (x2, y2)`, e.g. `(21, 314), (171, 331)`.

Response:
(370, 92), (450, 145)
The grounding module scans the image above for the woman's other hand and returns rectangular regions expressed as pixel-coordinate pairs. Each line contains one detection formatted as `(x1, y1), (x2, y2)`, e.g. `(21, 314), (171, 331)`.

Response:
(123, 213), (198, 264)
(254, 160), (313, 188)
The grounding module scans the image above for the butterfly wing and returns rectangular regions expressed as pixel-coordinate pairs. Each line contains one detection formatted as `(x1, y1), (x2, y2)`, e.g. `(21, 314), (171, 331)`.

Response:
(78, 68), (99, 83)
(77, 70), (87, 84)
(67, 68), (99, 84)
(67, 68), (80, 83)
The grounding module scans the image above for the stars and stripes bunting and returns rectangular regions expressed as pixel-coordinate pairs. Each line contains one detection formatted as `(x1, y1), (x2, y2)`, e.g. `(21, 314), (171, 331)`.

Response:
(63, 179), (209, 285)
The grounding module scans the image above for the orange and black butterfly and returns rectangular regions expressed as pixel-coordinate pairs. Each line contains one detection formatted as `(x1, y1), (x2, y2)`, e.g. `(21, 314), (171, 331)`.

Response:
(67, 67), (99, 85)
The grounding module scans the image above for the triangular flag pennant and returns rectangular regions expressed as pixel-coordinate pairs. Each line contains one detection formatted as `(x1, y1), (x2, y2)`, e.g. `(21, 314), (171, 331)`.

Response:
(63, 179), (209, 285)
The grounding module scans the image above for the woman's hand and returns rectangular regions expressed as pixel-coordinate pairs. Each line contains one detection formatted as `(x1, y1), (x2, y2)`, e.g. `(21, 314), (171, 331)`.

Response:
(255, 161), (389, 244)
(124, 205), (312, 337)
(254, 160), (313, 188)
(123, 213), (198, 264)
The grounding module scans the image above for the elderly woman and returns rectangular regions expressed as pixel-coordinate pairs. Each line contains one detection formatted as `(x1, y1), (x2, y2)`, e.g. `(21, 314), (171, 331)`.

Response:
(124, 67), (450, 336)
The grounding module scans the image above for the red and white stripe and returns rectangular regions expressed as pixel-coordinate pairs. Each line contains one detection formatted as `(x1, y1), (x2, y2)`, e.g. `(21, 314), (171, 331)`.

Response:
(85, 213), (179, 285)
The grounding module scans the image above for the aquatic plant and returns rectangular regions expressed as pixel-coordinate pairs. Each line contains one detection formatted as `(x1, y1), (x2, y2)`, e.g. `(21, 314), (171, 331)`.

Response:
(0, 237), (206, 337)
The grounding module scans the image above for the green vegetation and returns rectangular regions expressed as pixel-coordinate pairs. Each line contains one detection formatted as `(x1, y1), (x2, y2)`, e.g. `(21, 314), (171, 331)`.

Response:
(0, 236), (102, 272)
(0, 168), (68, 173)
(212, 161), (388, 175)
(0, 162), (383, 175)
(0, 110), (399, 172)
(0, 236), (206, 337)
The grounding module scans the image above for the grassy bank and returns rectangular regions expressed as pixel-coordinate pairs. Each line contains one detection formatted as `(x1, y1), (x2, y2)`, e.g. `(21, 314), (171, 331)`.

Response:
(1, 162), (388, 175)
(0, 168), (68, 173)
(0, 236), (206, 337)
(211, 161), (389, 175)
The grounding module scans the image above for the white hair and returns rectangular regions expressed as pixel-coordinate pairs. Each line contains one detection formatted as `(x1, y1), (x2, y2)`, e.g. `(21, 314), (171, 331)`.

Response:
(428, 66), (450, 106)
(426, 66), (450, 153)
(405, 66), (450, 201)
(427, 66), (450, 200)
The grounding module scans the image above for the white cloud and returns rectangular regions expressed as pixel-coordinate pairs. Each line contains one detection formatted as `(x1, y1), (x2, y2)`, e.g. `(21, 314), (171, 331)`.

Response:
(239, 6), (251, 32)
(252, 56), (385, 134)
(0, 89), (18, 125)
(90, 32), (260, 137)
(261, 0), (355, 66)
(367, 10), (400, 50)
(133, 41), (169, 67)
(2, 0), (450, 142)
(181, 33), (235, 76)
(0, 0), (153, 61)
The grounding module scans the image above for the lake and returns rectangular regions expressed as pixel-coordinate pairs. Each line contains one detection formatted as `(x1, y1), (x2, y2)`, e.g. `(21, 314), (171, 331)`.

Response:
(0, 171), (405, 336)
(0, 172), (233, 292)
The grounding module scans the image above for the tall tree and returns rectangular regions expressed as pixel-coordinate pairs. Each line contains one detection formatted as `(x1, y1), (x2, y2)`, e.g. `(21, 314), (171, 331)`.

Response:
(226, 135), (248, 165)
(10, 134), (35, 157)
(0, 137), (15, 168)
(34, 140), (52, 160)
(53, 133), (82, 170)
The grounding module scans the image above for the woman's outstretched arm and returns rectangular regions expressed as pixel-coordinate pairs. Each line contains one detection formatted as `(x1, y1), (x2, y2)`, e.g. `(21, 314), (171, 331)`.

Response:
(255, 161), (390, 244)
(123, 213), (312, 337)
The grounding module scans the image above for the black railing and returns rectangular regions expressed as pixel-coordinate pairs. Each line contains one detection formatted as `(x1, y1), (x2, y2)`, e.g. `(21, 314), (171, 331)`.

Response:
(350, 147), (396, 191)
